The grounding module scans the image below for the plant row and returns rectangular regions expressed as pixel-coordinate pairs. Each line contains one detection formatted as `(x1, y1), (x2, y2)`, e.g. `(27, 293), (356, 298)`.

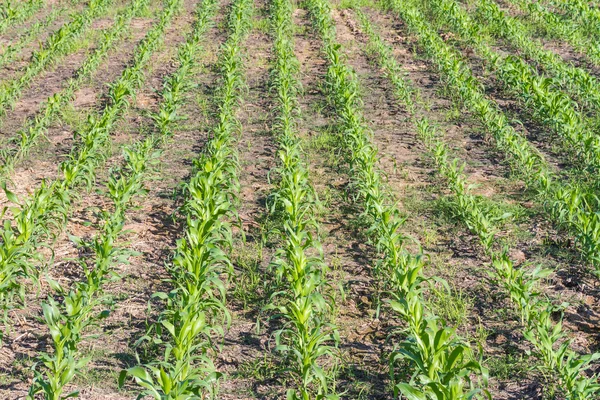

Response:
(27, 122), (157, 400)
(473, 0), (600, 116)
(306, 0), (490, 398)
(0, 0), (181, 338)
(0, 0), (149, 176)
(0, 0), (45, 35)
(0, 0), (114, 120)
(25, 0), (217, 395)
(407, 0), (600, 274)
(505, 0), (600, 66)
(357, 9), (600, 398)
(266, 0), (339, 398)
(0, 6), (65, 70)
(426, 0), (600, 176)
(120, 0), (255, 397)
(545, 0), (600, 41)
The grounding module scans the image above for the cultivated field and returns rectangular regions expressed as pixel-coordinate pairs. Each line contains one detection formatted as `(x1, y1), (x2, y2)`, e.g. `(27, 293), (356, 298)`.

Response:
(0, 0), (599, 398)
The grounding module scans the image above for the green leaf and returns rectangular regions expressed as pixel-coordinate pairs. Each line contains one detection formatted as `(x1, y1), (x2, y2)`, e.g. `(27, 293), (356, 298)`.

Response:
(396, 383), (427, 400)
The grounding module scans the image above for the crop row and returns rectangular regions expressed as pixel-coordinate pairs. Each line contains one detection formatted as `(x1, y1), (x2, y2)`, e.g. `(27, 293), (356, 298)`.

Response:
(474, 0), (600, 116)
(546, 0), (600, 41)
(121, 0), (254, 397)
(358, 8), (600, 398)
(384, 0), (600, 277)
(0, 0), (114, 120)
(505, 0), (600, 66)
(0, 0), (148, 175)
(427, 0), (600, 177)
(0, 0), (45, 35)
(266, 0), (339, 397)
(306, 0), (489, 398)
(0, 0), (179, 338)
(23, 0), (185, 397)
(0, 6), (65, 70)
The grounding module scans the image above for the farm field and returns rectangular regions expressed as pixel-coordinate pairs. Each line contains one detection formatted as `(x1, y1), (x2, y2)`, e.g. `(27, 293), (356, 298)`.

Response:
(1, 0), (600, 398)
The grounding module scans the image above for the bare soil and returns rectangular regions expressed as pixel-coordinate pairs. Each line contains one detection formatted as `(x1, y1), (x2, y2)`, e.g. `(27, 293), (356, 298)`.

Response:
(1, 0), (599, 398)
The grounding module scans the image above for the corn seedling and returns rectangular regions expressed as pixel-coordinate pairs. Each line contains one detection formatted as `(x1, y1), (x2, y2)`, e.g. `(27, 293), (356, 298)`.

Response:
(0, 0), (149, 175)
(266, 0), (339, 398)
(357, 10), (600, 398)
(306, 0), (489, 398)
(120, 0), (253, 397)
(0, 0), (114, 120)
(0, 0), (45, 35)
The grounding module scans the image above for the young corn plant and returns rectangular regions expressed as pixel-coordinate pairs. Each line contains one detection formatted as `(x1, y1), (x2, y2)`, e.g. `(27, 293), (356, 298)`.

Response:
(266, 0), (339, 398)
(0, 0), (182, 340)
(120, 0), (253, 397)
(425, 0), (600, 176)
(545, 0), (600, 41)
(0, 6), (65, 70)
(472, 0), (600, 116)
(26, 0), (220, 394)
(356, 11), (600, 398)
(0, 0), (44, 34)
(382, 0), (600, 277)
(0, 0), (114, 120)
(0, 0), (149, 175)
(504, 0), (600, 66)
(27, 135), (155, 400)
(306, 0), (489, 398)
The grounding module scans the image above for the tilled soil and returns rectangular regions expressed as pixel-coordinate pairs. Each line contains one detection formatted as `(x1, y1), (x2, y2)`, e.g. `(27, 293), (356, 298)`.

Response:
(1, 0), (599, 398)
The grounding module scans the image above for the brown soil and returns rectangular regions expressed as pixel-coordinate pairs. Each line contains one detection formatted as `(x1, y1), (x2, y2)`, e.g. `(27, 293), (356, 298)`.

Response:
(0, 0), (223, 397)
(335, 3), (600, 398)
(218, 3), (280, 397)
(0, 0), (599, 398)
(495, 0), (600, 74)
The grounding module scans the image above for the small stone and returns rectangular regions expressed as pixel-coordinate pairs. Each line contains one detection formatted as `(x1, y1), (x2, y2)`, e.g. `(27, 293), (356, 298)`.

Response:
(495, 334), (507, 345)
(510, 249), (526, 264)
